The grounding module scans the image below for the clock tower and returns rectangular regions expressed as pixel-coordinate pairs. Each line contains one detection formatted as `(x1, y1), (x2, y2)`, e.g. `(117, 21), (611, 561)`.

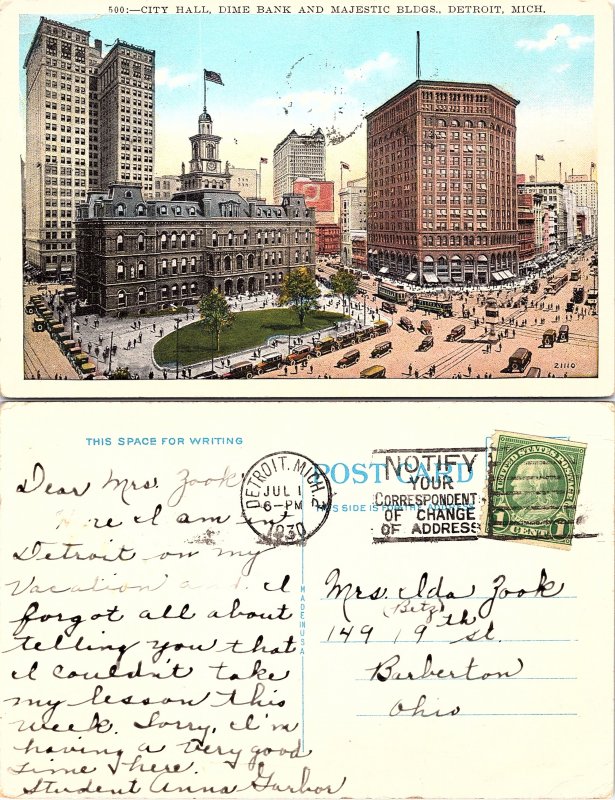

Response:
(179, 84), (231, 192)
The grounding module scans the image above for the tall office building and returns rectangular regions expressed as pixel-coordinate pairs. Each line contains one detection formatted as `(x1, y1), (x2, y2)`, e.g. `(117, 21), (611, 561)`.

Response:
(366, 80), (519, 285)
(565, 172), (598, 237)
(23, 17), (154, 281)
(96, 41), (155, 196)
(339, 177), (367, 266)
(273, 128), (326, 205)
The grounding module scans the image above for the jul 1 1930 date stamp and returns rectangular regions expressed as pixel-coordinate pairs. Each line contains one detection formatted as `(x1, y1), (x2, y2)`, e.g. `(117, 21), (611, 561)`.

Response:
(240, 451), (332, 546)
(484, 431), (586, 548)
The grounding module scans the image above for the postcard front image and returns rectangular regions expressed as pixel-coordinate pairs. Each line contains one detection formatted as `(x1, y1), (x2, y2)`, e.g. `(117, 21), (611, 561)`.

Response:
(0, 0), (611, 396)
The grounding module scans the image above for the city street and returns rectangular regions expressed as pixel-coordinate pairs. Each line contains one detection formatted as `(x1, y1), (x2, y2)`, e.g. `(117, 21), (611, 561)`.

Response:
(23, 247), (597, 381)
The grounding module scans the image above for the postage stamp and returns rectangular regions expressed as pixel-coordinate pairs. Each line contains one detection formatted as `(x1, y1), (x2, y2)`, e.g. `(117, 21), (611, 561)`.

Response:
(484, 431), (586, 548)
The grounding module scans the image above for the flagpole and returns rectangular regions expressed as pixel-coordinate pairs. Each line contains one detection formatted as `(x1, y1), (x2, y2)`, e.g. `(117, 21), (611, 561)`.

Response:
(203, 70), (207, 111)
(258, 160), (262, 200)
(534, 155), (537, 185)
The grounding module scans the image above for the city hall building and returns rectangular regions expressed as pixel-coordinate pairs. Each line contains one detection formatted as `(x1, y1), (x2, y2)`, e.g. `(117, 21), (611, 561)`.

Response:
(366, 80), (519, 286)
(75, 106), (316, 316)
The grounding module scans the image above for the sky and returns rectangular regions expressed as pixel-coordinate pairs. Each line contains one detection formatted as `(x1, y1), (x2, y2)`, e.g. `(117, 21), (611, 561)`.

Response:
(19, 13), (595, 202)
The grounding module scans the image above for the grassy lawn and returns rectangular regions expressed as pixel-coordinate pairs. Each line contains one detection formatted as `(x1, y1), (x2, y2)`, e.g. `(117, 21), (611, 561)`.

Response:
(153, 307), (348, 366)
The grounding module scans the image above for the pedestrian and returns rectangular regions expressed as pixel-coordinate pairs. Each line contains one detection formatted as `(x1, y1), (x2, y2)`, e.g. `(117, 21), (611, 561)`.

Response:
(133, 338), (136, 348)
(138, 333), (142, 343)
(181, 369), (186, 379)
(127, 340), (131, 350)
(75, 323), (80, 333)
(284, 366), (288, 376)
(188, 367), (192, 378)
(88, 342), (92, 353)
(468, 365), (472, 376)
(37, 369), (41, 379)
(408, 363), (412, 376)
(138, 320), (141, 329)
(99, 334), (103, 344)
(163, 369), (167, 379)
(415, 369), (419, 379)
(149, 371), (154, 380)
(309, 364), (314, 374)
(153, 323), (156, 332)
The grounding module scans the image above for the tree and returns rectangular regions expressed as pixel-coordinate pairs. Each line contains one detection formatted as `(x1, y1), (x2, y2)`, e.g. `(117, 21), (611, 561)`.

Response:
(331, 270), (359, 315)
(278, 267), (321, 326)
(108, 366), (132, 380)
(199, 289), (234, 351)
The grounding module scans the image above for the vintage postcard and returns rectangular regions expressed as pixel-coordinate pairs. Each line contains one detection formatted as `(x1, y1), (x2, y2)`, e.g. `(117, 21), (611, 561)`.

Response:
(0, 0), (612, 397)
(1, 400), (613, 798)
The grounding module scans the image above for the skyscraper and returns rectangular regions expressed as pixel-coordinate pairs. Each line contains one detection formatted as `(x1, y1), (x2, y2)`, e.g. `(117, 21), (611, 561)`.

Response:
(272, 129), (326, 205)
(23, 17), (154, 281)
(366, 80), (519, 286)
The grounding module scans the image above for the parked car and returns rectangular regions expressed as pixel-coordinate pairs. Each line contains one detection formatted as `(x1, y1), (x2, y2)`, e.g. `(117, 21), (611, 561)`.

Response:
(286, 346), (312, 366)
(399, 316), (414, 332)
(417, 335), (433, 352)
(255, 352), (284, 374)
(360, 364), (386, 378)
(221, 360), (254, 379)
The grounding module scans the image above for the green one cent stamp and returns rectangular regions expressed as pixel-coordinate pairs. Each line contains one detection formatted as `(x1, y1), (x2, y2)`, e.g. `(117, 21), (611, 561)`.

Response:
(485, 431), (586, 547)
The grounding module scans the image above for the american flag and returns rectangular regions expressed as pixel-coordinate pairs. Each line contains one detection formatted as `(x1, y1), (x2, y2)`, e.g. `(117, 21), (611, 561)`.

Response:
(535, 154), (545, 161)
(204, 69), (224, 85)
(260, 157), (268, 164)
(340, 162), (350, 169)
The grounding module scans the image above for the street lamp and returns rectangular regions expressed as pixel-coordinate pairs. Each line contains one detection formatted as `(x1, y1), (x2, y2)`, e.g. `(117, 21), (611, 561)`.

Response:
(174, 317), (182, 379)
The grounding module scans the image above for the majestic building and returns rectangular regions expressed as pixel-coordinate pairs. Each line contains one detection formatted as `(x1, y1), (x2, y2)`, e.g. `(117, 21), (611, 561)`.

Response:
(315, 223), (340, 257)
(75, 100), (316, 315)
(516, 193), (536, 271)
(23, 17), (154, 281)
(273, 129), (326, 204)
(339, 177), (367, 266)
(366, 80), (519, 285)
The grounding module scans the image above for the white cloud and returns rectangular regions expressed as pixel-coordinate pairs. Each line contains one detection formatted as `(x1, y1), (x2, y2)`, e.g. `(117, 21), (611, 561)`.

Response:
(552, 63), (571, 74)
(155, 67), (197, 90)
(343, 51), (399, 83)
(566, 34), (593, 50)
(516, 23), (571, 52)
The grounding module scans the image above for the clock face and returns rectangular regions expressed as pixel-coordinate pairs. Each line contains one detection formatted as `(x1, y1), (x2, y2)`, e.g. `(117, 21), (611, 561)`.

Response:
(207, 160), (217, 171)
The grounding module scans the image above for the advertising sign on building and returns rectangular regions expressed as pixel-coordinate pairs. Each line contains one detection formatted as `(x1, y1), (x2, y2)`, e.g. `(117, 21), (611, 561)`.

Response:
(293, 179), (335, 212)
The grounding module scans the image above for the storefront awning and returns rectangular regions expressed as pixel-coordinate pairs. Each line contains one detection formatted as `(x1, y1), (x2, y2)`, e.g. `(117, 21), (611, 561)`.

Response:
(406, 272), (418, 281)
(423, 272), (438, 284)
(378, 267), (389, 274)
(437, 276), (449, 283)
(491, 271), (507, 282)
(451, 276), (464, 283)
(502, 270), (515, 280)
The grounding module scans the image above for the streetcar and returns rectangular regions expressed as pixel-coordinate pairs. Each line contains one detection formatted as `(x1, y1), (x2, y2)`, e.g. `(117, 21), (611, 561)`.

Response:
(586, 289), (598, 308)
(377, 282), (408, 304)
(545, 273), (568, 294)
(408, 296), (453, 317)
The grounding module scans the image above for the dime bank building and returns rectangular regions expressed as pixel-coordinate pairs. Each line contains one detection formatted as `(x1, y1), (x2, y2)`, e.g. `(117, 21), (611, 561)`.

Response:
(76, 102), (316, 316)
(366, 80), (520, 286)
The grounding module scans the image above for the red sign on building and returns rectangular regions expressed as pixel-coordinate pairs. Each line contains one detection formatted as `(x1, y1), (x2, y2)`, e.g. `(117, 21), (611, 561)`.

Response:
(293, 179), (334, 212)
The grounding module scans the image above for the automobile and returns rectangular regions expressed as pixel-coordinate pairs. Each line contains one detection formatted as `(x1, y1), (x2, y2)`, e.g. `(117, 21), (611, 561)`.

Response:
(255, 352), (284, 374)
(381, 301), (396, 314)
(360, 364), (386, 378)
(286, 345), (312, 366)
(512, 295), (528, 308)
(417, 335), (434, 352)
(542, 329), (556, 348)
(372, 320), (389, 337)
(566, 302), (575, 313)
(336, 349), (360, 368)
(508, 347), (532, 373)
(355, 328), (373, 343)
(335, 332), (356, 349)
(32, 316), (45, 332)
(25, 303), (36, 315)
(312, 337), (337, 356)
(196, 369), (220, 379)
(399, 316), (415, 332)
(419, 320), (432, 335)
(557, 325), (569, 343)
(446, 324), (466, 342)
(371, 340), (392, 358)
(526, 367), (542, 378)
(221, 360), (254, 379)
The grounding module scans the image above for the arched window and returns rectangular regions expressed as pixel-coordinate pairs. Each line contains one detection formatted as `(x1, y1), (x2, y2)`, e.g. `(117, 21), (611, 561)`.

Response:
(137, 233), (145, 251)
(190, 282), (198, 295)
(136, 204), (145, 217)
(224, 255), (231, 272)
(295, 250), (300, 263)
(228, 231), (234, 246)
(248, 254), (254, 269)
(161, 259), (168, 275)
(277, 230), (282, 244)
(116, 262), (125, 280)
(160, 286), (169, 299)
(116, 204), (125, 217)
(277, 252), (283, 265)
(304, 250), (310, 262)
(160, 233), (168, 250)
(130, 265), (135, 279)
(117, 290), (127, 307)
(171, 233), (178, 248)
(124, 190), (133, 199)
(264, 252), (269, 266)
(171, 258), (178, 275)
(190, 257), (196, 272)
(294, 230), (299, 244)
(188, 207), (196, 216)
(181, 258), (187, 274)
(160, 205), (168, 215)
(116, 234), (124, 252)
(256, 230), (262, 245)
(304, 231), (309, 243)
(243, 230), (248, 245)
(138, 287), (146, 304)
(212, 231), (218, 247)
(181, 284), (188, 297)
(279, 272), (283, 282)
(171, 284), (178, 298)
(236, 255), (243, 270)
(138, 261), (145, 278)
(180, 232), (187, 249)
(174, 206), (182, 216)
(190, 232), (196, 248)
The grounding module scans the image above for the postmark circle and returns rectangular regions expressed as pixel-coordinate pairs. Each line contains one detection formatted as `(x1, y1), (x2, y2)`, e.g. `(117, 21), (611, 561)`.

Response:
(240, 451), (332, 546)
